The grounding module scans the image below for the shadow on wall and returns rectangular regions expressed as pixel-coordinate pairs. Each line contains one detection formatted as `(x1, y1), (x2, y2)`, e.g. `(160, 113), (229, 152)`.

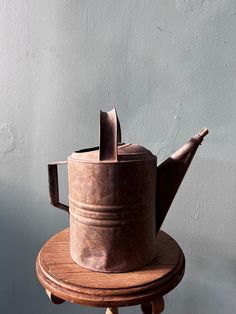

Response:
(163, 231), (236, 314)
(175, 236), (236, 314)
(0, 177), (104, 314)
(163, 157), (236, 314)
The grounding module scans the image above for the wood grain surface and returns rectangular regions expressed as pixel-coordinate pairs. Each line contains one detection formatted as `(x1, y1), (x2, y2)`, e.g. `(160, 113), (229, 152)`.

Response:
(36, 228), (185, 307)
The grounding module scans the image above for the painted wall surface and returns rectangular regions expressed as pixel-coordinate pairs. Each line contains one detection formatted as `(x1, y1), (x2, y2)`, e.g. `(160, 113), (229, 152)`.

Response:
(1, 1), (235, 313)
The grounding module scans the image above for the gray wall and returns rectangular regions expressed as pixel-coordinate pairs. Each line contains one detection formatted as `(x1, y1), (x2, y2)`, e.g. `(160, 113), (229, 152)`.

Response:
(1, 1), (235, 313)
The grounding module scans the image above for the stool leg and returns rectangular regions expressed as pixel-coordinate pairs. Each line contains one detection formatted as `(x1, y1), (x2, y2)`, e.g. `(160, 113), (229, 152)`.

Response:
(141, 298), (165, 314)
(141, 302), (152, 314)
(106, 307), (119, 314)
(45, 289), (65, 304)
(151, 298), (165, 314)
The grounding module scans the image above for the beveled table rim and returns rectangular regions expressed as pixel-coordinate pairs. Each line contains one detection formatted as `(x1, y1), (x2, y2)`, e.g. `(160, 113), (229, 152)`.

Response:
(36, 228), (185, 307)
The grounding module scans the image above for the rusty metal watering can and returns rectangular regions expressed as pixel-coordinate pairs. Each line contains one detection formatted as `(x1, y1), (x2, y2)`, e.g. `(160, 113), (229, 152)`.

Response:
(48, 108), (208, 273)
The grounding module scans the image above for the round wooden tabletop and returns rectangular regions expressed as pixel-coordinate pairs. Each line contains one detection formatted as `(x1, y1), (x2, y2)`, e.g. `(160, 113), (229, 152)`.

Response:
(36, 228), (185, 307)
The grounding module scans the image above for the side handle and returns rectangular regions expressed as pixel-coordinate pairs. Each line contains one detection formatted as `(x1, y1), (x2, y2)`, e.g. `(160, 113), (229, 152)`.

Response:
(48, 161), (69, 212)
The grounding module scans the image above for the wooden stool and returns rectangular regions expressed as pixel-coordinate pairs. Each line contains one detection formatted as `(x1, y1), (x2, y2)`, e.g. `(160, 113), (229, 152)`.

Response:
(36, 228), (185, 314)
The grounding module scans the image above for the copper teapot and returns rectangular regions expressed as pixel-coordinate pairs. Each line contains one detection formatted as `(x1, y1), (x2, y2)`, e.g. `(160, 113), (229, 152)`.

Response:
(48, 108), (208, 272)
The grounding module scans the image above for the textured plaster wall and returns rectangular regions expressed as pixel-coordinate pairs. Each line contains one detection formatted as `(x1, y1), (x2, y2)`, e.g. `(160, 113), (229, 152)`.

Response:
(1, 1), (236, 313)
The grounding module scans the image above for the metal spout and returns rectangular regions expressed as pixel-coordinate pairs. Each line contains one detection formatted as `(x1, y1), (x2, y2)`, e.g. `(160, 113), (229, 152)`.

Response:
(156, 128), (209, 233)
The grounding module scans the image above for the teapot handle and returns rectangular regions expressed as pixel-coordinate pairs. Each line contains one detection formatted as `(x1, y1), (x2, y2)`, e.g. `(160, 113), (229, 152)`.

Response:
(99, 108), (121, 161)
(48, 161), (69, 212)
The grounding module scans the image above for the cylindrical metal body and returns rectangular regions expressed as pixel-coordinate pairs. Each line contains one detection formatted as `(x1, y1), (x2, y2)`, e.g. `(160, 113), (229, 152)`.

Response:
(68, 147), (157, 272)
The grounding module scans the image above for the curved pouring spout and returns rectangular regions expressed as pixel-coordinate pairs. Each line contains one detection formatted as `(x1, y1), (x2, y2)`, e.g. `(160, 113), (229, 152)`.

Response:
(156, 128), (209, 233)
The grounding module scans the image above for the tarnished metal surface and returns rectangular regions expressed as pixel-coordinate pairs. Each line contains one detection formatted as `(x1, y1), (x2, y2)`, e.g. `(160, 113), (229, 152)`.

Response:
(99, 108), (121, 161)
(68, 109), (157, 272)
(69, 158), (156, 272)
(155, 128), (209, 232)
(48, 108), (208, 273)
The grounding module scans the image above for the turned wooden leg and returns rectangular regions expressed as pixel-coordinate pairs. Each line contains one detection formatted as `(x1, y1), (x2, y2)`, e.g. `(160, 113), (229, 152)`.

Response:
(46, 289), (65, 304)
(141, 298), (165, 314)
(141, 302), (152, 314)
(106, 307), (119, 314)
(151, 298), (165, 314)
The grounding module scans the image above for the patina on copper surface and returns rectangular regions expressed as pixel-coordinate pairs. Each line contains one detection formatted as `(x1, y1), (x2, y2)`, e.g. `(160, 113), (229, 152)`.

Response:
(48, 108), (208, 273)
